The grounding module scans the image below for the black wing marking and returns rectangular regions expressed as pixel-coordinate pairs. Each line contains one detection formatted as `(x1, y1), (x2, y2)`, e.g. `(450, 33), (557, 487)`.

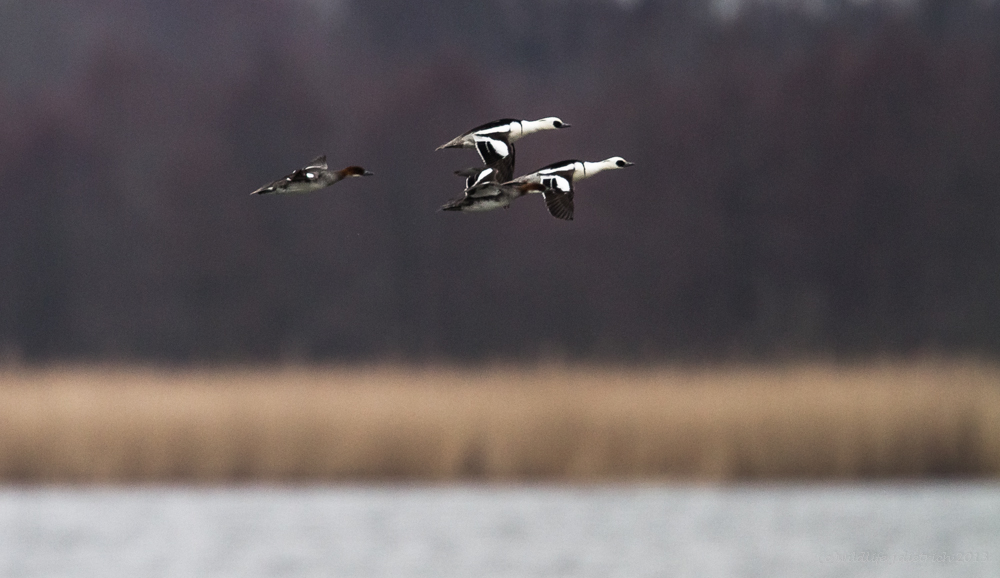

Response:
(455, 167), (490, 189)
(493, 146), (515, 183)
(541, 175), (572, 194)
(535, 159), (582, 174)
(468, 167), (495, 189)
(542, 190), (574, 220)
(286, 168), (320, 183)
(540, 175), (574, 220)
(474, 137), (515, 183)
(465, 118), (519, 136)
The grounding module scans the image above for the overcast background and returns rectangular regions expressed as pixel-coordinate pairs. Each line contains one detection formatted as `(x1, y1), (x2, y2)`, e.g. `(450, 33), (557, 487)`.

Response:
(1, 0), (999, 364)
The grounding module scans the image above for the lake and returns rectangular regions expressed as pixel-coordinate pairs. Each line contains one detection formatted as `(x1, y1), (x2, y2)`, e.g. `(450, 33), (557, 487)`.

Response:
(0, 483), (996, 577)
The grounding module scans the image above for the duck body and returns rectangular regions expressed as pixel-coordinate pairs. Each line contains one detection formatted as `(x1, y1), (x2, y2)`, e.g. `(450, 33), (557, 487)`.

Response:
(440, 182), (548, 213)
(436, 117), (570, 184)
(435, 117), (570, 150)
(440, 190), (514, 213)
(498, 157), (635, 220)
(251, 155), (372, 195)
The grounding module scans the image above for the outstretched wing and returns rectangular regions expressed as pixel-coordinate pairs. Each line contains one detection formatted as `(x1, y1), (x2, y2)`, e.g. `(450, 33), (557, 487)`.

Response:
(473, 136), (515, 183)
(303, 155), (328, 170)
(455, 166), (497, 189)
(540, 174), (574, 220)
(543, 191), (574, 220)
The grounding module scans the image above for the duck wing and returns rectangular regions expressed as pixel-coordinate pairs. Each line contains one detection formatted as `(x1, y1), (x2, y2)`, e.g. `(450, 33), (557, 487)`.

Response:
(286, 167), (323, 184)
(539, 174), (574, 221)
(473, 136), (515, 183)
(455, 166), (497, 189)
(303, 155), (328, 170)
(251, 178), (283, 195)
(542, 190), (574, 220)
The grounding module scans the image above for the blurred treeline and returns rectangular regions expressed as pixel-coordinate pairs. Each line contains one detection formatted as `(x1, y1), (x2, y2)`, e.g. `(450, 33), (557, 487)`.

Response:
(2, 0), (1000, 363)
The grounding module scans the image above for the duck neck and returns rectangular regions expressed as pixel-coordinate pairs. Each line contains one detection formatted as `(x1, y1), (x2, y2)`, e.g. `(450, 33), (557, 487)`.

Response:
(579, 160), (614, 180)
(324, 170), (346, 184)
(518, 119), (551, 138)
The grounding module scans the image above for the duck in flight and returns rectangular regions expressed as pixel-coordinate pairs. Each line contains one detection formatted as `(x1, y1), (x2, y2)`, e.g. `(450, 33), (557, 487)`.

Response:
(445, 157), (634, 220)
(436, 117), (570, 184)
(250, 155), (372, 195)
(440, 181), (549, 213)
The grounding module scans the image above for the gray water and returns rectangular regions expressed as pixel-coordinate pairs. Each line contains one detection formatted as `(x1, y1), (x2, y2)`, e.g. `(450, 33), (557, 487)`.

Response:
(0, 484), (996, 578)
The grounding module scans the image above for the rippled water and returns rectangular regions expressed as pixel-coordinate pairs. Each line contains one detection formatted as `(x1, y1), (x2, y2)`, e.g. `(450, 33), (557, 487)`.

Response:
(0, 483), (996, 577)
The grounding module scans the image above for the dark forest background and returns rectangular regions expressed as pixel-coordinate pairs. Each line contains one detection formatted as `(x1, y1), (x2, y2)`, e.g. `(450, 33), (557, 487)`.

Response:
(2, 0), (1000, 363)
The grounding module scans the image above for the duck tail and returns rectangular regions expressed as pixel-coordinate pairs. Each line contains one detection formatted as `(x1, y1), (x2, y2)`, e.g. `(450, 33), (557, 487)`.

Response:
(436, 137), (465, 151)
(440, 197), (467, 211)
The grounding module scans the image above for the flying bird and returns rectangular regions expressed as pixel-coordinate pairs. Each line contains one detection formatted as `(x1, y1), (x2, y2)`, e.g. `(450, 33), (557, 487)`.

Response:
(440, 181), (549, 213)
(250, 155), (372, 195)
(453, 157), (634, 220)
(436, 117), (570, 184)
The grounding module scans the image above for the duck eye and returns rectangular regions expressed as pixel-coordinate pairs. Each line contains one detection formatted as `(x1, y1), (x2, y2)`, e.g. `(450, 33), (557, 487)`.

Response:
(616, 160), (625, 167)
(553, 121), (563, 128)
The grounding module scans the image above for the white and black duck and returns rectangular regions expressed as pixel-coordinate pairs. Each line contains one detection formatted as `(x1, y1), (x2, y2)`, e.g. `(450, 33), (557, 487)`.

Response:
(458, 157), (634, 220)
(250, 155), (372, 195)
(436, 117), (570, 184)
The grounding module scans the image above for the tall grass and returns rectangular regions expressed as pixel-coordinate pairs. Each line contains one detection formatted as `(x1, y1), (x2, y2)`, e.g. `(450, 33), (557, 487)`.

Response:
(0, 362), (997, 482)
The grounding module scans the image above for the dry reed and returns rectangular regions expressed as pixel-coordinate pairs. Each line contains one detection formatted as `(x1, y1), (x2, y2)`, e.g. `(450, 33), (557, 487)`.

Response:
(0, 361), (997, 482)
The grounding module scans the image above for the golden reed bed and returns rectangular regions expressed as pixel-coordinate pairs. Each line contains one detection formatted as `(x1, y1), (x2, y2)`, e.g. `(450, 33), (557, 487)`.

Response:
(0, 361), (997, 482)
